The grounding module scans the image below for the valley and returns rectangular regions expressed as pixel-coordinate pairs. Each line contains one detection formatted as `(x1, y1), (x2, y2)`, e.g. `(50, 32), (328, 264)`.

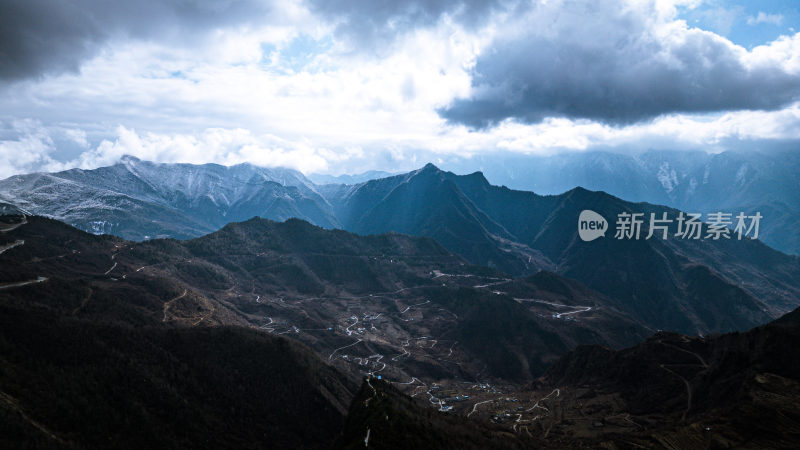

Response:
(0, 212), (648, 445)
(71, 216), (641, 385)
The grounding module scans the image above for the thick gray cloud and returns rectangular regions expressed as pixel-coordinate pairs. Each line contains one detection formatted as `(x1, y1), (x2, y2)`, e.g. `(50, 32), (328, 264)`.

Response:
(0, 0), (273, 81)
(439, 0), (800, 127)
(307, 0), (518, 51)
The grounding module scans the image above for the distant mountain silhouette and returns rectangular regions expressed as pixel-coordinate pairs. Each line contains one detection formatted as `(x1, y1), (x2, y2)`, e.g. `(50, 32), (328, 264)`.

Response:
(441, 148), (800, 255)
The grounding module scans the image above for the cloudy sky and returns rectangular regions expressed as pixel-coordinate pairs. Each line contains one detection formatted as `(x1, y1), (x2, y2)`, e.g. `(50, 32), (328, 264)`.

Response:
(1, 0), (798, 177)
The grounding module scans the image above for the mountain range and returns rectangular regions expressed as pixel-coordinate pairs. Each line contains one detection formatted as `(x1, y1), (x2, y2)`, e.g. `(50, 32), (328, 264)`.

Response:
(2, 158), (799, 337)
(439, 148), (800, 255)
(0, 156), (336, 239)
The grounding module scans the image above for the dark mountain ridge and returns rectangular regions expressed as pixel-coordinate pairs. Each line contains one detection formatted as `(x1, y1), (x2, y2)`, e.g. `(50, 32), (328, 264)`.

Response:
(325, 165), (799, 335)
(0, 214), (650, 386)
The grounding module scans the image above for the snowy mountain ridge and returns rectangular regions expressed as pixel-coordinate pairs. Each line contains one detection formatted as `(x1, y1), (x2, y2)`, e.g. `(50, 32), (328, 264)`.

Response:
(0, 156), (336, 239)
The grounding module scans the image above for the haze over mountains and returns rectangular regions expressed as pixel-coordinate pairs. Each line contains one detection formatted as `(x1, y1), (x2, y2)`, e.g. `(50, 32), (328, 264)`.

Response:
(307, 170), (396, 186)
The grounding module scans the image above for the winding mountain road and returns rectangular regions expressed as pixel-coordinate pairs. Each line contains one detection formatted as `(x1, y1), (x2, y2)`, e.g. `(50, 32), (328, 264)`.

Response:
(162, 289), (188, 322)
(0, 240), (24, 255)
(0, 215), (27, 233)
(0, 277), (47, 290)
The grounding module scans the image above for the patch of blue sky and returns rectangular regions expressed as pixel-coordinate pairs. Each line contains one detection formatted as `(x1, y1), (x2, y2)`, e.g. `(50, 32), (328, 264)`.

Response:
(142, 68), (194, 82)
(260, 34), (334, 74)
(259, 42), (277, 64)
(677, 0), (799, 48)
